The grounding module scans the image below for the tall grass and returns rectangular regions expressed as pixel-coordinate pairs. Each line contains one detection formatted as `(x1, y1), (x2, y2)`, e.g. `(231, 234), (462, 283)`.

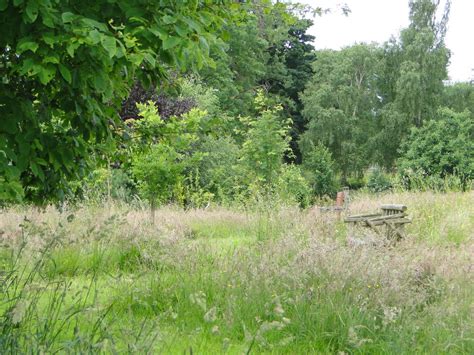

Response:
(0, 191), (473, 353)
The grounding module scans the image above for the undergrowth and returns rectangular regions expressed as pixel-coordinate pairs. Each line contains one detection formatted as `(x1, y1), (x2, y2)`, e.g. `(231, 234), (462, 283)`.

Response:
(0, 191), (473, 353)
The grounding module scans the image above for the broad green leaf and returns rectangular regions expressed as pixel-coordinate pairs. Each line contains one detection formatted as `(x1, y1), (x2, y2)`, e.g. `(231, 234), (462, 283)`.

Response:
(93, 73), (107, 92)
(43, 56), (60, 64)
(198, 11), (213, 26)
(30, 162), (45, 181)
(129, 16), (147, 25)
(13, 0), (23, 6)
(38, 65), (56, 85)
(20, 58), (39, 75)
(42, 13), (55, 28)
(129, 53), (144, 66)
(101, 36), (117, 58)
(163, 36), (180, 50)
(174, 24), (188, 37)
(221, 30), (230, 41)
(199, 36), (209, 53)
(143, 53), (156, 67)
(3, 117), (18, 134)
(88, 29), (101, 44)
(61, 12), (75, 23)
(149, 25), (167, 39)
(42, 33), (57, 47)
(182, 17), (202, 33)
(25, 0), (39, 22)
(81, 18), (108, 31)
(115, 40), (126, 58)
(66, 42), (80, 57)
(17, 40), (39, 54)
(162, 15), (176, 24)
(58, 64), (72, 83)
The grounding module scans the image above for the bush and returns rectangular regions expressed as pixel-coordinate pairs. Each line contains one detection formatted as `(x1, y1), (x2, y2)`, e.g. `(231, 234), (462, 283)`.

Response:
(82, 168), (135, 202)
(239, 91), (292, 187)
(276, 164), (311, 207)
(393, 170), (467, 192)
(132, 144), (184, 214)
(301, 143), (337, 197)
(194, 136), (242, 202)
(366, 166), (392, 193)
(398, 108), (474, 190)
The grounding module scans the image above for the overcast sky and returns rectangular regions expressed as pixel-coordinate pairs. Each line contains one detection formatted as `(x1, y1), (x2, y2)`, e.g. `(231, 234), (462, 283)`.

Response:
(297, 0), (473, 82)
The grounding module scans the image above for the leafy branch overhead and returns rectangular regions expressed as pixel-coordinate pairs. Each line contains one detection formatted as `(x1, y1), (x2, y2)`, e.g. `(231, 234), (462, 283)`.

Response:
(0, 0), (237, 202)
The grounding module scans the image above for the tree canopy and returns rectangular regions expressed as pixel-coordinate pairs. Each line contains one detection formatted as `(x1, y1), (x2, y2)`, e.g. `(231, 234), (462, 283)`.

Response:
(0, 0), (235, 202)
(1, 0), (472, 205)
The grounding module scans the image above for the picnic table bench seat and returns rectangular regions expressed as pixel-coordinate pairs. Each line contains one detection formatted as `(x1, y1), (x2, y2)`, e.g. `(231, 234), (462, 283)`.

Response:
(344, 204), (411, 242)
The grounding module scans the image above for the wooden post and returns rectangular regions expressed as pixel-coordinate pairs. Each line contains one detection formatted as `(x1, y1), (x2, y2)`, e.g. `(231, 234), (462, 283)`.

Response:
(335, 191), (345, 219)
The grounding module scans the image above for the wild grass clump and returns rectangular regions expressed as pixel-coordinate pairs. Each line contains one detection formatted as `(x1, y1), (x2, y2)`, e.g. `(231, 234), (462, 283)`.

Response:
(0, 191), (473, 353)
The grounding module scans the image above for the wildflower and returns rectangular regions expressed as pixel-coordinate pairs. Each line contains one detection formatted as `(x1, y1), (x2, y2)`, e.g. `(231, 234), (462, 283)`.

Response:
(204, 306), (217, 322)
(274, 303), (285, 315)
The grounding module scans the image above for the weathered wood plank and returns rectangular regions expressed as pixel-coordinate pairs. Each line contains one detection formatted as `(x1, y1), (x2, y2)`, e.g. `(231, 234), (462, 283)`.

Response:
(344, 213), (382, 222)
(368, 213), (406, 222)
(367, 217), (411, 226)
(381, 204), (407, 212)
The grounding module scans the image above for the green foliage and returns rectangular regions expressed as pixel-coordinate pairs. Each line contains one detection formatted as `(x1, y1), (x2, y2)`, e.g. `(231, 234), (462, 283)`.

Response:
(195, 136), (241, 202)
(132, 143), (183, 208)
(393, 170), (468, 192)
(0, 0), (235, 202)
(372, 103), (411, 169)
(275, 164), (311, 207)
(398, 108), (474, 190)
(82, 168), (135, 202)
(300, 44), (382, 179)
(240, 92), (291, 188)
(130, 102), (205, 214)
(395, 0), (450, 127)
(200, 1), (315, 161)
(178, 77), (221, 118)
(366, 166), (393, 193)
(200, 10), (267, 117)
(301, 143), (337, 197)
(372, 0), (451, 171)
(1, 0), (471, 207)
(441, 82), (474, 116)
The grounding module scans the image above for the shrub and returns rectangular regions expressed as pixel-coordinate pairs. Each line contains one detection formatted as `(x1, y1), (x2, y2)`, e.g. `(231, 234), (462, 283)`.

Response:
(366, 166), (393, 193)
(239, 91), (292, 188)
(132, 143), (184, 222)
(82, 168), (135, 202)
(275, 164), (311, 207)
(195, 136), (242, 202)
(398, 108), (474, 190)
(301, 143), (337, 197)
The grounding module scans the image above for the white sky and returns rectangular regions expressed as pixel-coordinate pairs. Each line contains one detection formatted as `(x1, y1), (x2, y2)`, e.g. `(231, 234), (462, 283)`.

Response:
(297, 0), (474, 82)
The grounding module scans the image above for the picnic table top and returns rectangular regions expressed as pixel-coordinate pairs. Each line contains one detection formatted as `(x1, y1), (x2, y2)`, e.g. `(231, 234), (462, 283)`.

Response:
(344, 204), (410, 224)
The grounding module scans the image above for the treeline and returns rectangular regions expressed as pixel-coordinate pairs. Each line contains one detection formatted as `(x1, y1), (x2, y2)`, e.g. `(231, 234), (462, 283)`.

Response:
(1, 0), (473, 207)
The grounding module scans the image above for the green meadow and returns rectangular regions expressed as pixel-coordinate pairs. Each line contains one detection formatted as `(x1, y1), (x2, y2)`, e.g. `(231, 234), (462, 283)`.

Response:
(1, 191), (473, 353)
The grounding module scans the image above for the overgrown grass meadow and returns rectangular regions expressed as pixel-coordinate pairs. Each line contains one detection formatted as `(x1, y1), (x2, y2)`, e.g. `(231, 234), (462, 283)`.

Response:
(1, 191), (473, 353)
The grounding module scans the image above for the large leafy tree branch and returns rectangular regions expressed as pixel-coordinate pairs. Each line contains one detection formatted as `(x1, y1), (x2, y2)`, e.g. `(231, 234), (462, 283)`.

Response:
(0, 0), (237, 202)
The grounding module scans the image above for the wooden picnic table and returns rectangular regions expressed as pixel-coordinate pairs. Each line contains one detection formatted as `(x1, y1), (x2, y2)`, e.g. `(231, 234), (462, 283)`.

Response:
(344, 204), (411, 242)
